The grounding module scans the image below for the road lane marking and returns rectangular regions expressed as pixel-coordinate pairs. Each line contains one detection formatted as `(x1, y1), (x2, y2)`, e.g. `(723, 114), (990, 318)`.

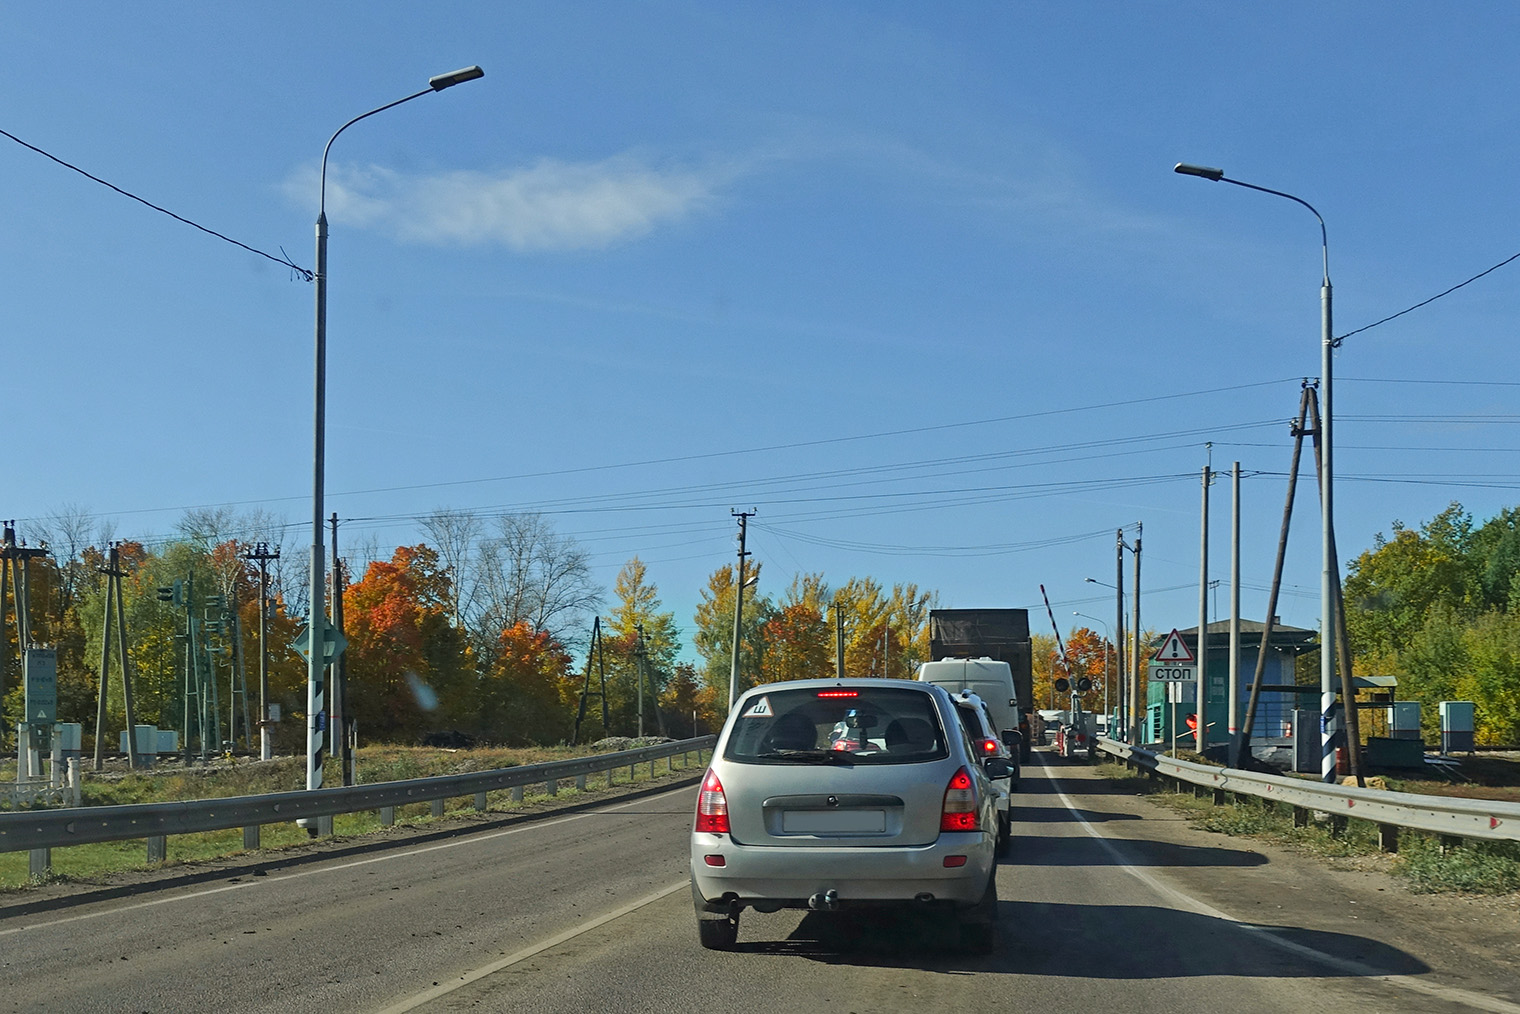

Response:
(373, 879), (688, 1013)
(0, 783), (697, 938)
(1043, 754), (1520, 1014)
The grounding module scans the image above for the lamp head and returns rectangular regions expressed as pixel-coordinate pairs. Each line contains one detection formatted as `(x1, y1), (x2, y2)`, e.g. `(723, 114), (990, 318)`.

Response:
(430, 65), (485, 91)
(1174, 162), (1225, 181)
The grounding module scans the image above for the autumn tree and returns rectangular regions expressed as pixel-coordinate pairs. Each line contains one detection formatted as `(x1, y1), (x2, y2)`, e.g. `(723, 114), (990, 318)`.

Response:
(475, 621), (574, 745)
(344, 545), (473, 742)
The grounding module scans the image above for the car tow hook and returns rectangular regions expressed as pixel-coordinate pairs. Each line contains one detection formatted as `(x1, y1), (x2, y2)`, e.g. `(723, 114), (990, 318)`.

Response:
(808, 889), (840, 911)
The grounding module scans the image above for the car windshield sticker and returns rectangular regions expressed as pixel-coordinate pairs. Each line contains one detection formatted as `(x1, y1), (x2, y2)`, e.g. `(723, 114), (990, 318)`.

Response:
(742, 696), (772, 718)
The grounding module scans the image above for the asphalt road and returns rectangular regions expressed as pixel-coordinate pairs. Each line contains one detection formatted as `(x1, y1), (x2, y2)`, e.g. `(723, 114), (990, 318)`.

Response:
(3, 750), (1518, 1013)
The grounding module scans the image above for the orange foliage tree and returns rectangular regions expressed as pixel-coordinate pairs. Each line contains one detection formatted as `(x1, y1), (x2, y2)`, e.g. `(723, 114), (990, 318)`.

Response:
(477, 620), (573, 745)
(344, 545), (473, 742)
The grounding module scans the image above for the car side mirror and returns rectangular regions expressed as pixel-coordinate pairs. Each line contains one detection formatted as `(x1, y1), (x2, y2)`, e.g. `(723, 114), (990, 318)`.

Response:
(984, 757), (1012, 778)
(1001, 730), (1022, 751)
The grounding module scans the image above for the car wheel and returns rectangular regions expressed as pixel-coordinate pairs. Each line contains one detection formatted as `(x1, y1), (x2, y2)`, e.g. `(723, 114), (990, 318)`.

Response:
(959, 872), (998, 954)
(697, 909), (739, 950)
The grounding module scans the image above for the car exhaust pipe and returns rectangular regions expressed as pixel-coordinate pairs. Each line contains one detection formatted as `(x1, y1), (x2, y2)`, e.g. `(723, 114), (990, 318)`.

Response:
(807, 889), (839, 911)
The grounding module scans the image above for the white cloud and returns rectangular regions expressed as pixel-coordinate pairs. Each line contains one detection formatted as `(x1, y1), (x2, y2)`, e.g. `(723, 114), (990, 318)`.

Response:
(305, 155), (722, 251)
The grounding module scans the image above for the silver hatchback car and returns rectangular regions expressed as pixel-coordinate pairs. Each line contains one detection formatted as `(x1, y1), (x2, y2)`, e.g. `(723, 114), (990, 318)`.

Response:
(690, 678), (1004, 952)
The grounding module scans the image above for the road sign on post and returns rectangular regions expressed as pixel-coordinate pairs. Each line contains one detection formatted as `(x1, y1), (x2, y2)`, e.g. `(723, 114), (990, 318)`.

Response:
(1154, 628), (1196, 663)
(1149, 661), (1196, 683)
(25, 647), (58, 724)
(292, 620), (347, 663)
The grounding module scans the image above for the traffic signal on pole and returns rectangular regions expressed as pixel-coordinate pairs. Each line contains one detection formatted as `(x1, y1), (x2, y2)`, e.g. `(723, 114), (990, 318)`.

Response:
(157, 580), (184, 607)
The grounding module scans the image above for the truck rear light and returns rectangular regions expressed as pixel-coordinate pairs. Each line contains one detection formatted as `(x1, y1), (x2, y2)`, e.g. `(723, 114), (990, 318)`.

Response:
(695, 769), (730, 834)
(940, 766), (978, 832)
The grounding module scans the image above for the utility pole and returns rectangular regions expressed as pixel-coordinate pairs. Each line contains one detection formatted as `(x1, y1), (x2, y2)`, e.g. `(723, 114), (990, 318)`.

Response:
(243, 543), (280, 760)
(635, 622), (647, 738)
(1, 525), (49, 744)
(573, 617), (610, 744)
(330, 513), (353, 783)
(1115, 529), (1126, 738)
(834, 602), (845, 679)
(93, 543), (142, 770)
(727, 510), (754, 712)
(1131, 525), (1142, 744)
(1229, 462), (1242, 759)
(1197, 462), (1212, 756)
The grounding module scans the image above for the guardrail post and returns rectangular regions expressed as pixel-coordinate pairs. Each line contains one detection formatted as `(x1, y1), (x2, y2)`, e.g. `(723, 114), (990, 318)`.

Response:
(475, 791), (488, 811)
(546, 778), (557, 796)
(243, 825), (260, 850)
(431, 799), (445, 818)
(29, 848), (51, 880)
(318, 814), (334, 836)
(649, 759), (656, 778)
(1440, 834), (1463, 853)
(666, 755), (673, 772)
(629, 762), (636, 781)
(575, 774), (587, 791)
(1293, 807), (1309, 828)
(607, 767), (615, 788)
(1330, 814), (1348, 838)
(1212, 788), (1226, 806)
(511, 786), (524, 802)
(381, 806), (396, 826)
(148, 835), (167, 863)
(1378, 823), (1399, 853)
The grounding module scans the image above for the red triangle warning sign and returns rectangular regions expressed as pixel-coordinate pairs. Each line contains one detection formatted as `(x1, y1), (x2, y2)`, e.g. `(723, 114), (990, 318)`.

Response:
(1154, 628), (1196, 662)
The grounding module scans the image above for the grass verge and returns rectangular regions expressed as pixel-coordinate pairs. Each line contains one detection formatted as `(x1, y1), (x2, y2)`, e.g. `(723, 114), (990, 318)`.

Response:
(1093, 760), (1520, 895)
(1, 741), (701, 891)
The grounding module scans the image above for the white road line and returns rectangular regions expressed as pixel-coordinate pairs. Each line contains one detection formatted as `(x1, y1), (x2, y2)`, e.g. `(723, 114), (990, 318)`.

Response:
(1046, 755), (1520, 1014)
(0, 783), (697, 938)
(373, 880), (688, 1014)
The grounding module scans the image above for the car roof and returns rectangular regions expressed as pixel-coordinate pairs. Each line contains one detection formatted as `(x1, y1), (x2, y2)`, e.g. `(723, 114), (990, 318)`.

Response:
(736, 677), (949, 698)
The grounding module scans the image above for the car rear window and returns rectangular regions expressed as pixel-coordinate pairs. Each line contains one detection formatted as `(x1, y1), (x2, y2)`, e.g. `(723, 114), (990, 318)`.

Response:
(724, 686), (948, 764)
(954, 702), (988, 738)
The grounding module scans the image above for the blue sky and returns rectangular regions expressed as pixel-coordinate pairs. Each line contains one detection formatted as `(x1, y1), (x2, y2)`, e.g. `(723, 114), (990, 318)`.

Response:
(3, 2), (1518, 660)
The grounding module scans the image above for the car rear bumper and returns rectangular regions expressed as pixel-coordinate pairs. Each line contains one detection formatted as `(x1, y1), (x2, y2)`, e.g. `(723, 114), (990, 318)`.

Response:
(690, 831), (994, 908)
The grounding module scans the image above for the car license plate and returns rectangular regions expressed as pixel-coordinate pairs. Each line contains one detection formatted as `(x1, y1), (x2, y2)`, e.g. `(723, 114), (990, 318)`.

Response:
(782, 809), (886, 833)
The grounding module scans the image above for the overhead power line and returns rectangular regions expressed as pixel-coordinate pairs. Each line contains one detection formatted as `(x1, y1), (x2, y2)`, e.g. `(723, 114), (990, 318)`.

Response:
(1, 125), (313, 280)
(1336, 249), (1520, 345)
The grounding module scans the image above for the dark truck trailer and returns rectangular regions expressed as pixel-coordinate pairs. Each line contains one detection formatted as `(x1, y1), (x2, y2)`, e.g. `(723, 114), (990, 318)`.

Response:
(929, 609), (1033, 762)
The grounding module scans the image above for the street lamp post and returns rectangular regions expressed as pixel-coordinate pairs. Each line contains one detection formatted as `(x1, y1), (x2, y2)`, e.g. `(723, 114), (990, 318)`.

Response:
(305, 67), (484, 812)
(1173, 162), (1337, 783)
(1084, 576), (1127, 737)
(1074, 612), (1114, 722)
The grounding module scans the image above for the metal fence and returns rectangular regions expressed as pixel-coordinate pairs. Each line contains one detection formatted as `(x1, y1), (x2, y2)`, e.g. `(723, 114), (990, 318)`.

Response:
(1097, 737), (1520, 848)
(2, 736), (716, 879)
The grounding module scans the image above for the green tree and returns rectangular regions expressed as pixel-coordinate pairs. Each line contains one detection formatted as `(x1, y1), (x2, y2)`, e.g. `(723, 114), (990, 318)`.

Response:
(692, 561), (771, 702)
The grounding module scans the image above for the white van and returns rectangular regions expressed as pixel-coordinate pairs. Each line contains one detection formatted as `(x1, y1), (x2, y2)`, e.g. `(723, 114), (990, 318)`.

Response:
(917, 658), (1020, 745)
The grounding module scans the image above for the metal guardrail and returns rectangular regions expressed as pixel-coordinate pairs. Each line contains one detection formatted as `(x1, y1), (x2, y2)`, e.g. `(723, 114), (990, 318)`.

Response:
(1097, 737), (1520, 845)
(2, 736), (716, 874)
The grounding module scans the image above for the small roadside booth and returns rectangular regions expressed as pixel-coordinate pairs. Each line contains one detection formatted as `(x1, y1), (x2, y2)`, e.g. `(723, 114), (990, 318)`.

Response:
(1144, 619), (1318, 753)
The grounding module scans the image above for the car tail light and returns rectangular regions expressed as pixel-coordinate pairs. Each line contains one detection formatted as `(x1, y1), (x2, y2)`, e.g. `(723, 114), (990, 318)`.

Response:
(980, 737), (999, 756)
(940, 766), (978, 833)
(817, 690), (859, 698)
(695, 769), (730, 834)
